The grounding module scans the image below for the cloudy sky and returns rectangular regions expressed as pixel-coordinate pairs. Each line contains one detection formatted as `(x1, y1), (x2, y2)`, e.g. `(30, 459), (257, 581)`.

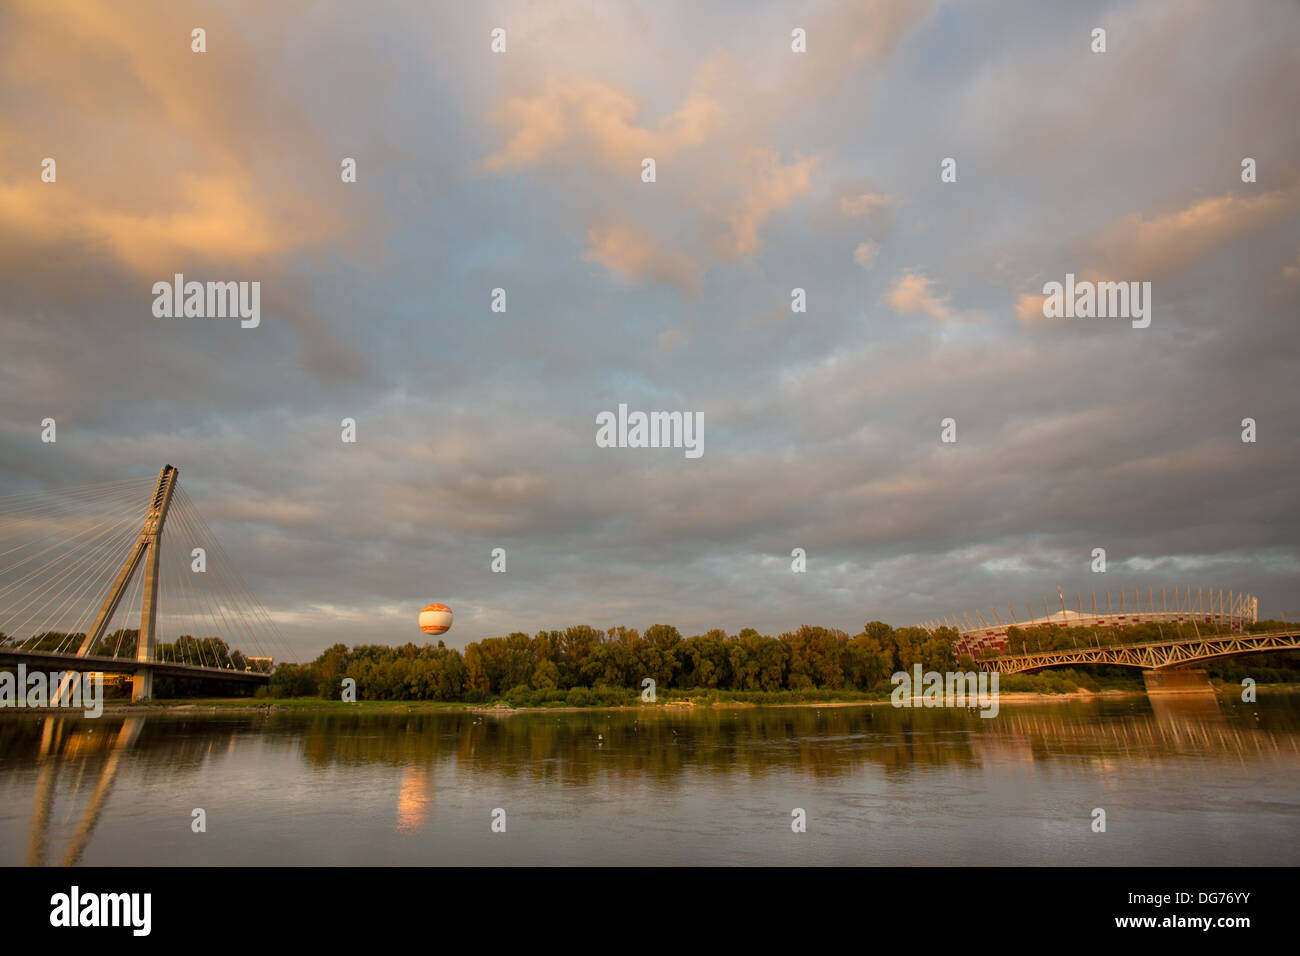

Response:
(2, 0), (1298, 660)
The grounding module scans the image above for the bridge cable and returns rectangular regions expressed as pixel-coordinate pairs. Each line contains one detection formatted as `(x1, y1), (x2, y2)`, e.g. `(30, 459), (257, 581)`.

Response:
(1, 507), (145, 650)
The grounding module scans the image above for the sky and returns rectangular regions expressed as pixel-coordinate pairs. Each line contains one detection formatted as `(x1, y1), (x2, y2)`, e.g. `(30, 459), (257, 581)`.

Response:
(1, 0), (1298, 661)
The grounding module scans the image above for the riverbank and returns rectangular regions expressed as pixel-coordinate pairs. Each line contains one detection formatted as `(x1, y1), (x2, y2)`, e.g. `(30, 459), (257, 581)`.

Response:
(23, 682), (1295, 717)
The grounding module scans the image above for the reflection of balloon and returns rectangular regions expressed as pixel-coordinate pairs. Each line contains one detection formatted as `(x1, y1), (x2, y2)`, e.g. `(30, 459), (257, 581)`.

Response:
(396, 765), (433, 832)
(419, 603), (453, 635)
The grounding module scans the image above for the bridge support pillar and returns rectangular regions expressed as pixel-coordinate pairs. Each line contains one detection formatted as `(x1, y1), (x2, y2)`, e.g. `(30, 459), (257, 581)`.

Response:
(131, 668), (153, 702)
(1143, 668), (1214, 695)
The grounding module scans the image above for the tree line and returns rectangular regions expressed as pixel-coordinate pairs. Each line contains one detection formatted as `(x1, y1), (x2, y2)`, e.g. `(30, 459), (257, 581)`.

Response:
(268, 618), (1300, 703)
(9, 620), (1292, 703)
(273, 622), (969, 701)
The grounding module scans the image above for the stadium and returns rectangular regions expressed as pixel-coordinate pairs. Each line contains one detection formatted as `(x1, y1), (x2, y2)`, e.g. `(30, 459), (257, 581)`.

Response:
(921, 587), (1259, 661)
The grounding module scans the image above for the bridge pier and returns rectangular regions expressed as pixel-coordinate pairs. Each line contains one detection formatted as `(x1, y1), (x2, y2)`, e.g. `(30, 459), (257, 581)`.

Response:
(1142, 668), (1214, 695)
(131, 668), (153, 702)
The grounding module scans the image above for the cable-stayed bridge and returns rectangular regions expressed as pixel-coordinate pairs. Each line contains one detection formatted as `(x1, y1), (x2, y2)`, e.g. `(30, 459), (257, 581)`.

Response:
(0, 465), (290, 699)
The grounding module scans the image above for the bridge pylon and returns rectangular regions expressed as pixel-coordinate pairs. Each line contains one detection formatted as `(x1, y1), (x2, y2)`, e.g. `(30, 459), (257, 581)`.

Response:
(71, 465), (179, 700)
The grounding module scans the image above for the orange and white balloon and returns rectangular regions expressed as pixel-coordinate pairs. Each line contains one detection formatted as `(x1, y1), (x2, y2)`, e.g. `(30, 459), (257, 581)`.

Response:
(418, 603), (453, 636)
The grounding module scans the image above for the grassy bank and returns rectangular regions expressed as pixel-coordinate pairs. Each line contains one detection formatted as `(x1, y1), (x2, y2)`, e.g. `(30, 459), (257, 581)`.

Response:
(48, 677), (1300, 717)
(74, 683), (1298, 715)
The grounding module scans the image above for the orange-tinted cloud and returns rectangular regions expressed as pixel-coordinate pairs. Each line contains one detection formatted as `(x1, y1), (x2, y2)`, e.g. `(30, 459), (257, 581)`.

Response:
(712, 149), (819, 260)
(583, 225), (702, 292)
(0, 0), (347, 276)
(1087, 186), (1300, 279)
(482, 47), (824, 279)
(854, 241), (881, 270)
(484, 77), (721, 172)
(841, 192), (893, 218)
(0, 176), (333, 275)
(1014, 184), (1300, 322)
(1016, 292), (1049, 324)
(884, 271), (951, 320)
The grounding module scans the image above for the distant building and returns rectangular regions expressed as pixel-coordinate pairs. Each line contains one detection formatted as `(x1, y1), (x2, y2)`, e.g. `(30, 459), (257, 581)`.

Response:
(920, 587), (1258, 660)
(245, 656), (274, 673)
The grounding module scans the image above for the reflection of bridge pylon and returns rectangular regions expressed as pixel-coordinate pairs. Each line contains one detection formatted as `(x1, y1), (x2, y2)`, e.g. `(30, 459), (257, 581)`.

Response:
(25, 715), (143, 866)
(71, 465), (178, 700)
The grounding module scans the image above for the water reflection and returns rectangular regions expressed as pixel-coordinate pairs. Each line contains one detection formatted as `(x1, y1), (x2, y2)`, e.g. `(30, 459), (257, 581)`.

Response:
(396, 766), (434, 832)
(2, 714), (240, 866)
(274, 697), (1300, 781)
(2, 695), (1297, 866)
(23, 716), (143, 865)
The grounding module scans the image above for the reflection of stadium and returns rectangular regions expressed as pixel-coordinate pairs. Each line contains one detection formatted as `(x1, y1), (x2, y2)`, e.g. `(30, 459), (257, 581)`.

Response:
(921, 587), (1259, 660)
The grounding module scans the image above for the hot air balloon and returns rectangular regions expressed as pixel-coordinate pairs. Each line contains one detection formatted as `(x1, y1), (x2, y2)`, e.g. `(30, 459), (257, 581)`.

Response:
(418, 603), (453, 636)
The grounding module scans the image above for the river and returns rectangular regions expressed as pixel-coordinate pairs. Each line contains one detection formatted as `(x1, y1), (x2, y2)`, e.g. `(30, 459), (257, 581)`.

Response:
(2, 693), (1297, 865)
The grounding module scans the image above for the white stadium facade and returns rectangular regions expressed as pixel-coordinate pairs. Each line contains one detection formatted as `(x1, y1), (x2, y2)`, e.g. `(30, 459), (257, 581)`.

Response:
(922, 587), (1259, 660)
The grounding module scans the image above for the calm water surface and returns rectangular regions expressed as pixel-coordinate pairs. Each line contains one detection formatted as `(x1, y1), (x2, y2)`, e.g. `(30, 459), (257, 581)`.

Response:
(2, 694), (1298, 865)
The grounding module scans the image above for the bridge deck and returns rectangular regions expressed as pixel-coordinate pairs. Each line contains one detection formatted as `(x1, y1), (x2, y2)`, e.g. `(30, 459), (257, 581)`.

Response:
(0, 648), (270, 684)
